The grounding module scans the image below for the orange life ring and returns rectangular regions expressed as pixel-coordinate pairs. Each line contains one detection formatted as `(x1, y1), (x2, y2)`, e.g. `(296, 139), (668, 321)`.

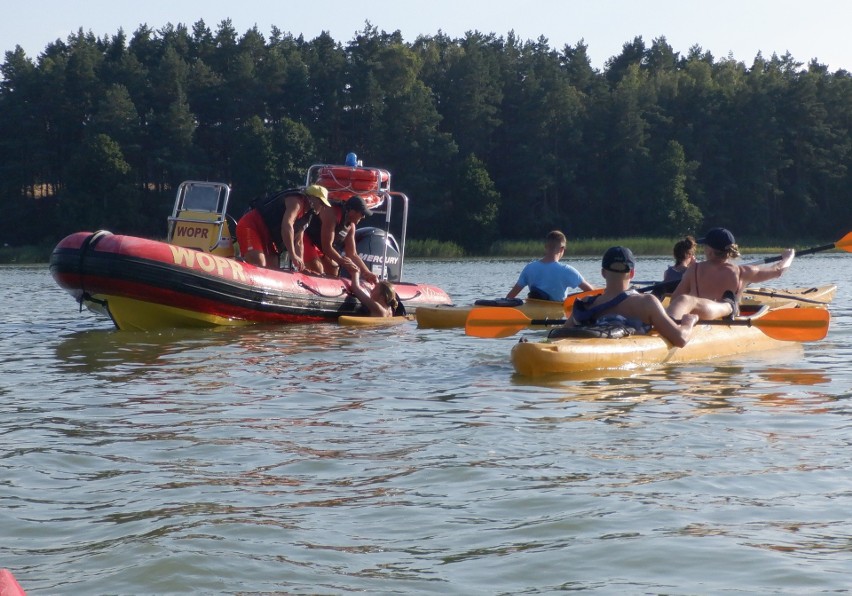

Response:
(317, 166), (390, 210)
(317, 166), (389, 193)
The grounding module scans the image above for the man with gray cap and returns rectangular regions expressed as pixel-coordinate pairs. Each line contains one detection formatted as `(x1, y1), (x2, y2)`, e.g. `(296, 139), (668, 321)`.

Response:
(667, 227), (795, 320)
(303, 194), (379, 282)
(561, 246), (698, 347)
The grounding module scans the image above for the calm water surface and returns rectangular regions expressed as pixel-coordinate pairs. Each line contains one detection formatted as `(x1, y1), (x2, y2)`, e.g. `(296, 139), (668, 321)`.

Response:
(2, 255), (852, 594)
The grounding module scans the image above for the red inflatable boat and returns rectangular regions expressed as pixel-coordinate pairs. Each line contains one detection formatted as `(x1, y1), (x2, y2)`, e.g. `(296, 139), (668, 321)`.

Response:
(50, 164), (452, 331)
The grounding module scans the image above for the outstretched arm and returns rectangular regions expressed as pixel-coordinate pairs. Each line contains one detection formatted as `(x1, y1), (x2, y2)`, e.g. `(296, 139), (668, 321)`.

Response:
(506, 283), (524, 299)
(281, 196), (304, 271)
(319, 207), (347, 270)
(349, 270), (385, 316)
(648, 304), (698, 348)
(627, 294), (697, 348)
(342, 227), (378, 283)
(740, 249), (795, 285)
(578, 278), (595, 292)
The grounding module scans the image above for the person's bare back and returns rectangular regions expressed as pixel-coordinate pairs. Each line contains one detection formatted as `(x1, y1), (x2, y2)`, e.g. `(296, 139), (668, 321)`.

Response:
(681, 259), (740, 301)
(668, 227), (795, 320)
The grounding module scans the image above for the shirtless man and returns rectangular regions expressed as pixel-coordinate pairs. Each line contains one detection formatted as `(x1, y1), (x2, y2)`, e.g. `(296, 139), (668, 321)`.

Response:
(563, 246), (698, 348)
(667, 227), (795, 320)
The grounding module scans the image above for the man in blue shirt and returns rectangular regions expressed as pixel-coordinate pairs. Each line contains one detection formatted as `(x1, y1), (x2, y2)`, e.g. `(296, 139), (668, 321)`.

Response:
(506, 230), (595, 302)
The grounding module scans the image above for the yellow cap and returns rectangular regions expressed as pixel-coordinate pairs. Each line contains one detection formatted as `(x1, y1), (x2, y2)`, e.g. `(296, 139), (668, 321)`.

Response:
(304, 184), (331, 207)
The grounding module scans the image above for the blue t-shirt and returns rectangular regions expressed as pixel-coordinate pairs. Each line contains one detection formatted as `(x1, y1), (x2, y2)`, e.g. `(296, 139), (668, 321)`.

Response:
(516, 260), (584, 301)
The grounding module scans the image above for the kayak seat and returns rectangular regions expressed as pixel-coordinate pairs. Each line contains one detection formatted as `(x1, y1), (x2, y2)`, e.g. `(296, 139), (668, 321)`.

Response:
(547, 322), (637, 340)
(474, 298), (524, 307)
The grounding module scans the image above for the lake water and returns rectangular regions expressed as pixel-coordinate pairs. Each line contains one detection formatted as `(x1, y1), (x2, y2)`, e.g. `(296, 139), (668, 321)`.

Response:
(2, 254), (851, 594)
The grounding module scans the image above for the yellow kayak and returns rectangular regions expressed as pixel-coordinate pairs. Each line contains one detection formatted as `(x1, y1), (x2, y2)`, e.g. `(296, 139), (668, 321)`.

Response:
(510, 305), (830, 377)
(416, 285), (834, 331)
(741, 284), (835, 308)
(338, 314), (414, 327)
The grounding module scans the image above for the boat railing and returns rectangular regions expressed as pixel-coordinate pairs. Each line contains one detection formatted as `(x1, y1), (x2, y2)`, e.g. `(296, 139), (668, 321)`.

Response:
(167, 181), (236, 257)
(371, 190), (409, 281)
(306, 163), (410, 281)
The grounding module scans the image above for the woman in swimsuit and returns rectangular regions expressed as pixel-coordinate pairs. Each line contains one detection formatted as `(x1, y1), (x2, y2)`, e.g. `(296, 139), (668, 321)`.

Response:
(667, 228), (795, 320)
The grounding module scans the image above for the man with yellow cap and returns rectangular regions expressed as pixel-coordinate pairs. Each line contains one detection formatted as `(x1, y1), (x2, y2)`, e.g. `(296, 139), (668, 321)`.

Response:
(236, 184), (331, 270)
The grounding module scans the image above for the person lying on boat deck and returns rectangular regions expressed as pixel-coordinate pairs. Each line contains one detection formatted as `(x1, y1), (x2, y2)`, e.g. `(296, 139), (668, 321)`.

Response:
(652, 235), (697, 298)
(235, 184), (331, 270)
(348, 268), (397, 317)
(506, 230), (595, 302)
(667, 227), (795, 321)
(303, 195), (379, 282)
(560, 246), (698, 348)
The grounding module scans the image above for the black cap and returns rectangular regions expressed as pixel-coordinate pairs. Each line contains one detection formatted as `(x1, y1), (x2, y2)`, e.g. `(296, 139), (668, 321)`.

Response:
(602, 246), (636, 273)
(345, 195), (373, 216)
(698, 227), (736, 251)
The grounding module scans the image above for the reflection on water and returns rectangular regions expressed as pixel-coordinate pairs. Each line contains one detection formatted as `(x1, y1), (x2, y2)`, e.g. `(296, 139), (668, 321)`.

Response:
(3, 261), (852, 593)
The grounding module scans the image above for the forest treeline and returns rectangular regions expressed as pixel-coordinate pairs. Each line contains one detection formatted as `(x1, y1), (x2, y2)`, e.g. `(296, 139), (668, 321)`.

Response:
(1, 20), (850, 252)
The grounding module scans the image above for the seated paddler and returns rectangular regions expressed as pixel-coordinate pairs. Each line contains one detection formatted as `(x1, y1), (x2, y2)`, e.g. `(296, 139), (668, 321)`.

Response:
(666, 227), (795, 321)
(506, 230), (595, 301)
(555, 246), (698, 347)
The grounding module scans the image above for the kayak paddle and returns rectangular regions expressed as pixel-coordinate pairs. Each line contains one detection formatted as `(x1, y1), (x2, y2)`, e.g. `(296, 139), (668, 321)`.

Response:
(742, 288), (830, 305)
(562, 279), (679, 312)
(465, 306), (830, 342)
(745, 230), (852, 264)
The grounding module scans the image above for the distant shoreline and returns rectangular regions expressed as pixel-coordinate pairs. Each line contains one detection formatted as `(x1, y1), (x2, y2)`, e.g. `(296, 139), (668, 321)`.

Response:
(1, 236), (812, 265)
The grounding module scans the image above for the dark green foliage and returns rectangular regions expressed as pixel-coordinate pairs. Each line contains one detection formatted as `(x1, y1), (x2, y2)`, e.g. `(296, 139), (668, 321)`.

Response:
(446, 154), (501, 251)
(1, 24), (851, 250)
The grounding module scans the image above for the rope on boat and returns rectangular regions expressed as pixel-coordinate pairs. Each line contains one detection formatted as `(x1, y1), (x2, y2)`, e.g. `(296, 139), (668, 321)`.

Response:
(76, 230), (112, 311)
(297, 279), (348, 298)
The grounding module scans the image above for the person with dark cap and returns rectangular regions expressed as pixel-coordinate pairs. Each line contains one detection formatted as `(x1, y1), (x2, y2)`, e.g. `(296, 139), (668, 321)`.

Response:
(667, 227), (795, 321)
(560, 246), (698, 347)
(303, 194), (379, 282)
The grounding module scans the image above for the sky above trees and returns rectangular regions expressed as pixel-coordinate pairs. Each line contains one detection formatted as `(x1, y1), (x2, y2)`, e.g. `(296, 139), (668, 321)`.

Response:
(4, 0), (852, 74)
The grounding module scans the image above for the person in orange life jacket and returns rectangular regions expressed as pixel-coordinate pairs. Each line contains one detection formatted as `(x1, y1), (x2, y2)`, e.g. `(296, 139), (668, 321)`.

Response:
(666, 227), (795, 321)
(564, 246), (698, 347)
(302, 195), (379, 283)
(236, 184), (331, 270)
(348, 267), (397, 317)
(506, 230), (595, 301)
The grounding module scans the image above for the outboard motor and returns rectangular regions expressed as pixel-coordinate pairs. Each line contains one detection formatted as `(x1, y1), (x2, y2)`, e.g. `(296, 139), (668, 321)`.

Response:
(351, 227), (402, 281)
